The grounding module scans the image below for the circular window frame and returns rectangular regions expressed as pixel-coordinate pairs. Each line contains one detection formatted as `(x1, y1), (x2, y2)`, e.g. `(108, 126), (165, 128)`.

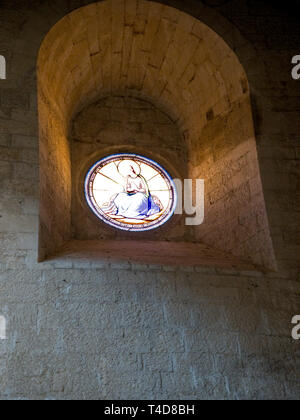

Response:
(84, 153), (178, 232)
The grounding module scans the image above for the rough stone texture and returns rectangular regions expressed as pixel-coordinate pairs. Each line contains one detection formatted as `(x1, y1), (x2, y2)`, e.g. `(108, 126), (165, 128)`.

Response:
(0, 0), (299, 400)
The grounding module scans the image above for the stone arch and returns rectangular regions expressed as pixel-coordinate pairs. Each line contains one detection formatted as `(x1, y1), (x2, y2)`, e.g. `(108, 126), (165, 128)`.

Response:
(37, 0), (276, 270)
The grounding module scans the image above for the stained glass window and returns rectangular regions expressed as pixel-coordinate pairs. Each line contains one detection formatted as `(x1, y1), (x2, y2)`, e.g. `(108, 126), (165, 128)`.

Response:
(85, 154), (177, 231)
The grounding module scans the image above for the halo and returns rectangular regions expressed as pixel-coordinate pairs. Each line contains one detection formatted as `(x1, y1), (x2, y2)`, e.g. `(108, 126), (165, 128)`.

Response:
(117, 159), (141, 178)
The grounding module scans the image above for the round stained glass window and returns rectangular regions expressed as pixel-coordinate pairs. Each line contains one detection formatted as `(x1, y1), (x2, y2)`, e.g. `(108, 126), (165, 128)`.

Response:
(85, 154), (177, 232)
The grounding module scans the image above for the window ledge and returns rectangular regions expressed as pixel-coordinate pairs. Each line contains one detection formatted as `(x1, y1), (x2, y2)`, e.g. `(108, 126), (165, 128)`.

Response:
(43, 239), (258, 271)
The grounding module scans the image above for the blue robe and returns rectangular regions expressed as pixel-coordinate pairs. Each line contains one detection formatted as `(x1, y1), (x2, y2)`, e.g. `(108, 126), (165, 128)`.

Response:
(113, 192), (161, 219)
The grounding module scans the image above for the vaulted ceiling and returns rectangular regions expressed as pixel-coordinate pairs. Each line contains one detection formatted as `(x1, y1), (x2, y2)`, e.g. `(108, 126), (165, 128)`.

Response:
(38, 0), (247, 141)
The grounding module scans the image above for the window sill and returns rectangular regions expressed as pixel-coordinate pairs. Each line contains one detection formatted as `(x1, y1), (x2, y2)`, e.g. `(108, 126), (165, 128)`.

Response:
(42, 239), (258, 271)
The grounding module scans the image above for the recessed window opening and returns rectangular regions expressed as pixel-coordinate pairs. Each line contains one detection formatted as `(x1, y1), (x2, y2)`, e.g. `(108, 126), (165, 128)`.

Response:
(85, 154), (177, 232)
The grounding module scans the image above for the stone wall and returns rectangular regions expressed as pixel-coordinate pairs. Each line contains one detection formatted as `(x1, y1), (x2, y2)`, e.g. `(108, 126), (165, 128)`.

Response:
(0, 0), (299, 400)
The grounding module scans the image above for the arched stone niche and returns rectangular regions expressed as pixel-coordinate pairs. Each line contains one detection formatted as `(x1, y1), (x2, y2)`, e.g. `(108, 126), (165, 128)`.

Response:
(71, 95), (188, 242)
(38, 0), (276, 270)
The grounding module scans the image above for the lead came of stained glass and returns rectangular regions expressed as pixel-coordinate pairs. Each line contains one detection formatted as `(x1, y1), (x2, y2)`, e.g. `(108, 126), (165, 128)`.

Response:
(85, 154), (177, 231)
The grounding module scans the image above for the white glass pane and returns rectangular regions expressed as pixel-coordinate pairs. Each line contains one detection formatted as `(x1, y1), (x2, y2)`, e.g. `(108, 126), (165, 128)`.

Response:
(93, 173), (123, 193)
(148, 175), (169, 192)
(85, 154), (176, 232)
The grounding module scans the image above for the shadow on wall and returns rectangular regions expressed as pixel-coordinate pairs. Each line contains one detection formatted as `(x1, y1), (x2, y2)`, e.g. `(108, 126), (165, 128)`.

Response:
(37, 0), (277, 271)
